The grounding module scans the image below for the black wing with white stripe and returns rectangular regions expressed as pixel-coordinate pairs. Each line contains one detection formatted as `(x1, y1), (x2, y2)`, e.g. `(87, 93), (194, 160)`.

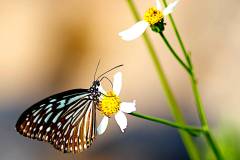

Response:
(16, 89), (97, 153)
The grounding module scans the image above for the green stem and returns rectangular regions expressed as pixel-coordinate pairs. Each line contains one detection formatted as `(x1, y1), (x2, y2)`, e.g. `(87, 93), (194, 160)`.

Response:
(161, 0), (192, 69)
(159, 32), (192, 75)
(126, 1), (200, 159)
(205, 132), (224, 160)
(161, 0), (208, 127)
(190, 74), (208, 127)
(161, 0), (224, 159)
(159, 32), (208, 127)
(129, 112), (204, 134)
(160, 31), (224, 160)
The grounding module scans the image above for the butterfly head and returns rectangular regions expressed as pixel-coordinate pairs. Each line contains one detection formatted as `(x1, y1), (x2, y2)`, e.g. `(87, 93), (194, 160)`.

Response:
(91, 62), (123, 101)
(92, 80), (100, 89)
(90, 80), (101, 100)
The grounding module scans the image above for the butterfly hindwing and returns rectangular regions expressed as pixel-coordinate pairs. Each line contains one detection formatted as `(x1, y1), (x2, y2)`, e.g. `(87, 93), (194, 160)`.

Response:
(16, 89), (97, 153)
(54, 101), (97, 153)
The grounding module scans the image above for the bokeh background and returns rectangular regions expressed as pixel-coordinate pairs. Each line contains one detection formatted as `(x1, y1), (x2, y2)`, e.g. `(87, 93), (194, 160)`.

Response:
(1, 0), (240, 159)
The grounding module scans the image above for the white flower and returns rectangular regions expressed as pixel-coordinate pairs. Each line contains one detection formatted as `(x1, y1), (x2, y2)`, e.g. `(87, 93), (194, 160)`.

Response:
(97, 72), (136, 135)
(118, 0), (179, 41)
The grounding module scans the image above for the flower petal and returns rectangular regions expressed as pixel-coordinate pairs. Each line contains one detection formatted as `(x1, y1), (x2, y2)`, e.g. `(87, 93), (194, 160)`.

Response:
(97, 116), (109, 135)
(98, 85), (106, 95)
(115, 111), (127, 132)
(163, 0), (179, 16)
(156, 0), (162, 11)
(118, 20), (149, 41)
(120, 100), (136, 113)
(113, 72), (122, 96)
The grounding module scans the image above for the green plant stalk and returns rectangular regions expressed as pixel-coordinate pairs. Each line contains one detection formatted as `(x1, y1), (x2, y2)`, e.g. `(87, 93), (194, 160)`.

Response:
(159, 32), (208, 127)
(160, 33), (224, 160)
(126, 1), (200, 159)
(205, 132), (223, 160)
(161, 0), (208, 128)
(159, 32), (192, 75)
(161, 0), (192, 69)
(142, 33), (200, 159)
(190, 73), (208, 127)
(129, 112), (203, 134)
(161, 0), (224, 159)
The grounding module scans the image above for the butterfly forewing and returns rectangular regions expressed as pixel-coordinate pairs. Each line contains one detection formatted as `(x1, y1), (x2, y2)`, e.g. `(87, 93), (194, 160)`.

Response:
(16, 88), (98, 153)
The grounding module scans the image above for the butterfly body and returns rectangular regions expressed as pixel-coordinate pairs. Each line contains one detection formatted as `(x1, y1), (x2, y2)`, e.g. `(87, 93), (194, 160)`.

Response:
(16, 80), (101, 153)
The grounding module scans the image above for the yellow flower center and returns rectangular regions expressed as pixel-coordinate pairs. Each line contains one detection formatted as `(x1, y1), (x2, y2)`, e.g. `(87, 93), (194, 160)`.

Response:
(99, 91), (121, 117)
(144, 7), (164, 25)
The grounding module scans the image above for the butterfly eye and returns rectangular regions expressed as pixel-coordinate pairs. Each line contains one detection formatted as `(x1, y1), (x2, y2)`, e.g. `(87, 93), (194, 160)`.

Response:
(96, 81), (100, 86)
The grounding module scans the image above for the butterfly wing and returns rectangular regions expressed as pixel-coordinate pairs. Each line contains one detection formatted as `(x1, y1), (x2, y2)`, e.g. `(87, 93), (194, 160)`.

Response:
(16, 89), (97, 153)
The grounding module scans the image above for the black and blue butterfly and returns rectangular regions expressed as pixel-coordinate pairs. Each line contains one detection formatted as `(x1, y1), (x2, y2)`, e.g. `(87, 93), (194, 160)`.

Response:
(15, 63), (122, 153)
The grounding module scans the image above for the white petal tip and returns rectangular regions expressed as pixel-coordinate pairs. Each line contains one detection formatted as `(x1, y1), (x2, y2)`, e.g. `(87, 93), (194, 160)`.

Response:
(113, 72), (122, 96)
(120, 100), (136, 113)
(119, 34), (137, 41)
(174, 0), (180, 6)
(118, 21), (149, 41)
(163, 0), (180, 16)
(115, 112), (127, 133)
(156, 0), (162, 11)
(133, 100), (136, 105)
(97, 116), (109, 135)
(118, 32), (125, 37)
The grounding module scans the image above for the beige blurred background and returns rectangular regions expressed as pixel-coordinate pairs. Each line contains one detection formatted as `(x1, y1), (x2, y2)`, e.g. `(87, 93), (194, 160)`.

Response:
(0, 0), (239, 159)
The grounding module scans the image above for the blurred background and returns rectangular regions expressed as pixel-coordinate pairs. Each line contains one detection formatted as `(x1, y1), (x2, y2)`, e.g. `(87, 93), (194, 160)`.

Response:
(1, 0), (240, 159)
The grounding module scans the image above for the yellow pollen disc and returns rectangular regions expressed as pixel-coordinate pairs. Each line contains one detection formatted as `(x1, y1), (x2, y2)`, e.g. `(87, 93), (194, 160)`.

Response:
(144, 7), (163, 25)
(100, 91), (120, 117)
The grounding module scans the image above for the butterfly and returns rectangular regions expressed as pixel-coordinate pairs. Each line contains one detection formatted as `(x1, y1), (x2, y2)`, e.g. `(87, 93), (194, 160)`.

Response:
(15, 63), (123, 153)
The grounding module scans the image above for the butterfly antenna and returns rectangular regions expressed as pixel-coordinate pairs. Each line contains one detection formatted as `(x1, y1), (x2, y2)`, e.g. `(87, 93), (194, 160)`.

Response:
(94, 59), (101, 81)
(99, 76), (113, 88)
(97, 64), (123, 80)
